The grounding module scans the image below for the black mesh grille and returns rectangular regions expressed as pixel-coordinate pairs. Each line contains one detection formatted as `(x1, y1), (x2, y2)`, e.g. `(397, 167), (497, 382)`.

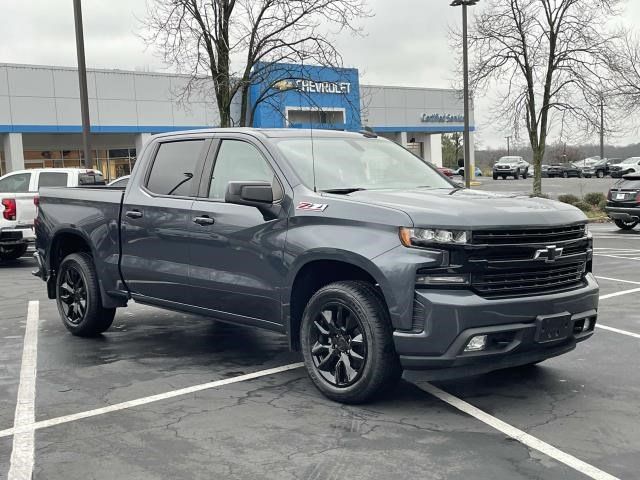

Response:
(472, 225), (586, 245)
(472, 262), (586, 298)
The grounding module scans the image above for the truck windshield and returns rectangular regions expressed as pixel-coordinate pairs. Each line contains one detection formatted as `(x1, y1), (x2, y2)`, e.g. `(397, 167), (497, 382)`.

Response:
(274, 137), (453, 191)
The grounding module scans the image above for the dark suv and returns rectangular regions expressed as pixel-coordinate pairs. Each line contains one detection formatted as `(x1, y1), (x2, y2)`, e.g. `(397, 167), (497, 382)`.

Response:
(606, 175), (640, 230)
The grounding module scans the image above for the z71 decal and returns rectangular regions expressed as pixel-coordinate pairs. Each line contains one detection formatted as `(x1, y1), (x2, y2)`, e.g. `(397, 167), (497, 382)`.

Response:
(296, 202), (329, 212)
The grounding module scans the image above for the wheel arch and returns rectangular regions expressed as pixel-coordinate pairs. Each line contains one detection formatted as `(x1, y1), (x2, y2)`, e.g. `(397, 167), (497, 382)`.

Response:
(285, 252), (396, 351)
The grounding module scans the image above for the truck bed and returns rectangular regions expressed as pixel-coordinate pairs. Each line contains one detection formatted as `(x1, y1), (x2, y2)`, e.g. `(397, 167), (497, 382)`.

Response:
(37, 187), (126, 303)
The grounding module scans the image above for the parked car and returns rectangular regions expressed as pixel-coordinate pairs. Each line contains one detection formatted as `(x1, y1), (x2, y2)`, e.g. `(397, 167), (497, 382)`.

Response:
(492, 156), (529, 179)
(606, 174), (640, 230)
(108, 175), (130, 187)
(544, 163), (582, 178)
(572, 156), (601, 169)
(0, 168), (104, 261)
(581, 158), (622, 178)
(34, 128), (598, 404)
(455, 166), (483, 177)
(610, 157), (640, 178)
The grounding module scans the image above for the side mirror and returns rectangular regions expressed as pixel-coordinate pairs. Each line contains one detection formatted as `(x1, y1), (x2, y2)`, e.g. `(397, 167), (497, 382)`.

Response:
(225, 181), (274, 206)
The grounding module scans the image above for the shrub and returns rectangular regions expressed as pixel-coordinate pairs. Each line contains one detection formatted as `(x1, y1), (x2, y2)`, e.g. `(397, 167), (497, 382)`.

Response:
(584, 192), (606, 206)
(558, 194), (580, 205)
(597, 198), (607, 212)
(573, 201), (593, 213)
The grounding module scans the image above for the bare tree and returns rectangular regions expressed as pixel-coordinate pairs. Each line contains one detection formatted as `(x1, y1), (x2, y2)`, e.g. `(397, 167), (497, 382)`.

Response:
(455, 0), (621, 195)
(142, 0), (370, 128)
(608, 31), (640, 117)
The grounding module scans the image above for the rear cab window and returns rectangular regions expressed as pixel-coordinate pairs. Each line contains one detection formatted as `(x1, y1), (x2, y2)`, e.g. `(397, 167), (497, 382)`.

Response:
(0, 173), (32, 192)
(78, 172), (106, 186)
(146, 140), (207, 196)
(38, 172), (68, 188)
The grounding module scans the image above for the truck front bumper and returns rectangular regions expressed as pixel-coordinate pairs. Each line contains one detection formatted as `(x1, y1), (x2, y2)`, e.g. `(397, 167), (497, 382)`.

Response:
(393, 274), (599, 379)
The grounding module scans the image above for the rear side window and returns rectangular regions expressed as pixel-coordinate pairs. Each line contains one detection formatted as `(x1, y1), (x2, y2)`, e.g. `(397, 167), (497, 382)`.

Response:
(146, 140), (205, 196)
(78, 172), (105, 185)
(0, 173), (31, 192)
(38, 172), (68, 188)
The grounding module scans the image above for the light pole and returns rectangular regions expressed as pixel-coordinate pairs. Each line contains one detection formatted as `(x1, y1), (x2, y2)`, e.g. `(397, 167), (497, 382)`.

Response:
(599, 93), (605, 160)
(505, 135), (512, 156)
(73, 0), (92, 169)
(451, 0), (479, 189)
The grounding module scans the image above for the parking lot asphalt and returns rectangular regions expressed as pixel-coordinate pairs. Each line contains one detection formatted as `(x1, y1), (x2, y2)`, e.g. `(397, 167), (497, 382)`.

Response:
(472, 176), (618, 199)
(1, 222), (639, 480)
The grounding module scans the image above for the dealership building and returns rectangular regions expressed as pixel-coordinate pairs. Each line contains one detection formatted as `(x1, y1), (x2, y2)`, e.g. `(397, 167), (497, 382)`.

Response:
(0, 62), (475, 181)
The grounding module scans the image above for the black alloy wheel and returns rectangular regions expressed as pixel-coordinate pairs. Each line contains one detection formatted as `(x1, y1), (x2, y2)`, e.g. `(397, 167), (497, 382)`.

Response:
(56, 253), (115, 336)
(58, 266), (87, 324)
(309, 302), (367, 388)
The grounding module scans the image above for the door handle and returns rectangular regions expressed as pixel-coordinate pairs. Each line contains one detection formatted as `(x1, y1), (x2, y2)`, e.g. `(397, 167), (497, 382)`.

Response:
(193, 216), (215, 226)
(125, 210), (143, 219)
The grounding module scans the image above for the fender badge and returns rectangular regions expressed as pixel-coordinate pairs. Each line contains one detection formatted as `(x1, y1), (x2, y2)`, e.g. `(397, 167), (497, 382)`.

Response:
(296, 202), (328, 212)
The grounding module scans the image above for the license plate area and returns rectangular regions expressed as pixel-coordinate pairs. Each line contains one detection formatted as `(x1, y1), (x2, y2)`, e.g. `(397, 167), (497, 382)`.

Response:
(535, 313), (572, 343)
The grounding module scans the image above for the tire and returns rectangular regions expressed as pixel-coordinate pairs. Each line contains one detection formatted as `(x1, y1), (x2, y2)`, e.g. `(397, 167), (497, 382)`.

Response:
(56, 252), (116, 337)
(562, 171), (569, 178)
(493, 173), (498, 180)
(597, 170), (605, 178)
(0, 244), (28, 261)
(614, 219), (639, 231)
(502, 175), (507, 180)
(300, 280), (401, 404)
(522, 169), (528, 180)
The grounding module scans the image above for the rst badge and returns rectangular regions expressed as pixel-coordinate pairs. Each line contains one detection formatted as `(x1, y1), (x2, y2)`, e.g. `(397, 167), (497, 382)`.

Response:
(297, 202), (328, 212)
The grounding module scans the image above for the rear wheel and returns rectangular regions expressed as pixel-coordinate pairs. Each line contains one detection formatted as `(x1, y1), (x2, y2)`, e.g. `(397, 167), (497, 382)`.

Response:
(597, 170), (605, 178)
(0, 244), (27, 261)
(56, 253), (116, 337)
(501, 175), (507, 180)
(300, 281), (401, 404)
(562, 171), (569, 178)
(522, 169), (528, 180)
(614, 219), (639, 231)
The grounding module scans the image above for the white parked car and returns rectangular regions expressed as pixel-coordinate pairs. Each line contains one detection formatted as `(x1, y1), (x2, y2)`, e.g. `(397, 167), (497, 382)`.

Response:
(107, 175), (130, 188)
(0, 168), (104, 261)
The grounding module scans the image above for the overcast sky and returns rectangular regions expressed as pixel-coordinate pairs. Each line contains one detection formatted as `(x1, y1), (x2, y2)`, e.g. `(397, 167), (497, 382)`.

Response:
(1, 0), (639, 148)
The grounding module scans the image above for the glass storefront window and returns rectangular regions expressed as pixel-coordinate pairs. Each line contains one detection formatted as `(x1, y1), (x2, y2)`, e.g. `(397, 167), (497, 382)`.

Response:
(0, 150), (5, 176)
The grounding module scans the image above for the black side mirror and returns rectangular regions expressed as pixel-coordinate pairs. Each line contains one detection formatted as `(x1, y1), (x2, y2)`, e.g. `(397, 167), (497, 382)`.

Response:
(225, 181), (274, 205)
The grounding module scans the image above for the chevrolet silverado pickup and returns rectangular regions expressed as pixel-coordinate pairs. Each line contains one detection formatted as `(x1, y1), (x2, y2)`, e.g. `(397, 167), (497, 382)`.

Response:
(33, 129), (599, 403)
(606, 175), (640, 230)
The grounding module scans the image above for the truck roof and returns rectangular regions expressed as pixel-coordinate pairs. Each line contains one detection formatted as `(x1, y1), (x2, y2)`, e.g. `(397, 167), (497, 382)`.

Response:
(152, 128), (376, 140)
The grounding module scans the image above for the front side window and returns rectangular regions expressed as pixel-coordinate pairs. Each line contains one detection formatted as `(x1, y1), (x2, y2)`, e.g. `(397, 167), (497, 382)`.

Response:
(209, 140), (279, 200)
(274, 137), (452, 191)
(38, 172), (68, 188)
(0, 173), (31, 192)
(146, 140), (205, 196)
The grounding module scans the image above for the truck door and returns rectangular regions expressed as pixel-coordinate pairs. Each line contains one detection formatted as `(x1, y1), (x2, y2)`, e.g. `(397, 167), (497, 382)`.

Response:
(188, 136), (289, 330)
(120, 138), (210, 305)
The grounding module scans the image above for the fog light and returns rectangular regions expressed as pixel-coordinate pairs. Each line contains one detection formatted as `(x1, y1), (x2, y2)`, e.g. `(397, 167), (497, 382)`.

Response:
(583, 318), (591, 332)
(465, 335), (488, 352)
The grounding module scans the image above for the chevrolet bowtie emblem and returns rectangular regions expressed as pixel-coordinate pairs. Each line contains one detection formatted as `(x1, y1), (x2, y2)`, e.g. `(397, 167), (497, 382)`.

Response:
(534, 245), (564, 263)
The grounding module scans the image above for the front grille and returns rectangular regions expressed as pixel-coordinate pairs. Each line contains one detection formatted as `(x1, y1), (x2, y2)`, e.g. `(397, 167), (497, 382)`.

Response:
(472, 261), (586, 298)
(472, 225), (586, 245)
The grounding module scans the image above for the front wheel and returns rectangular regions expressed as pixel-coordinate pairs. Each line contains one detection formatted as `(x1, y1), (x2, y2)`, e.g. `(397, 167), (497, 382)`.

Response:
(514, 169), (520, 180)
(597, 170), (605, 178)
(493, 173), (498, 180)
(614, 219), (639, 231)
(562, 171), (569, 178)
(0, 244), (28, 261)
(56, 253), (116, 337)
(300, 281), (401, 404)
(522, 169), (528, 180)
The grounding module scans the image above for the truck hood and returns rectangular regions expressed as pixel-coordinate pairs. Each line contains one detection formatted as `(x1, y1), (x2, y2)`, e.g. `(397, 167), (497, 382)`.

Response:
(344, 188), (586, 228)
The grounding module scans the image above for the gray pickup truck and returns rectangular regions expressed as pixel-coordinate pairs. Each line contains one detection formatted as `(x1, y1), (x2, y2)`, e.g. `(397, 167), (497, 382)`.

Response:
(34, 128), (599, 403)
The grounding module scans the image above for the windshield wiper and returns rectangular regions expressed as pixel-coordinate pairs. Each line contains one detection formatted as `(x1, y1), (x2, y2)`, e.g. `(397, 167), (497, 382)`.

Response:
(321, 188), (367, 194)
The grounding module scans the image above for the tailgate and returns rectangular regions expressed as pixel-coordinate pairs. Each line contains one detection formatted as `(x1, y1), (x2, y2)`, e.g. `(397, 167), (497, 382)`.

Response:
(14, 193), (37, 227)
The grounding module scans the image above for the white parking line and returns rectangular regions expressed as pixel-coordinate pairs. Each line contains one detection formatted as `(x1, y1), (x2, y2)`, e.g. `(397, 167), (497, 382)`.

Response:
(599, 287), (640, 300)
(597, 324), (640, 339)
(0, 362), (304, 439)
(417, 382), (620, 480)
(595, 276), (640, 285)
(7, 301), (39, 480)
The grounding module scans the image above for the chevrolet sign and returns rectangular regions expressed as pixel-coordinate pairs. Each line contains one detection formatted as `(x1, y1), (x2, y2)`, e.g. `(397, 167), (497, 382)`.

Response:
(272, 79), (351, 95)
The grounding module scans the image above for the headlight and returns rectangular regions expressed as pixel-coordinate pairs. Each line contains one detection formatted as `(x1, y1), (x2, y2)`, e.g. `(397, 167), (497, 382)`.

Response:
(399, 227), (469, 247)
